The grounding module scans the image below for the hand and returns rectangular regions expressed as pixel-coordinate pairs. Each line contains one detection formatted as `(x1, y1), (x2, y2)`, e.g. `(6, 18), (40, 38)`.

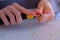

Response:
(0, 3), (35, 25)
(35, 0), (55, 23)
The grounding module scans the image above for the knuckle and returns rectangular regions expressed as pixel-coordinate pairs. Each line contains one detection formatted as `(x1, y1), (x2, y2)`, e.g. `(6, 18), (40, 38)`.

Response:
(0, 10), (4, 15)
(3, 8), (7, 12)
(7, 5), (11, 8)
(14, 10), (21, 16)
(7, 5), (13, 10)
(0, 10), (1, 13)
(6, 6), (11, 10)
(9, 14), (14, 18)
(16, 13), (20, 17)
(12, 3), (18, 5)
(20, 19), (22, 23)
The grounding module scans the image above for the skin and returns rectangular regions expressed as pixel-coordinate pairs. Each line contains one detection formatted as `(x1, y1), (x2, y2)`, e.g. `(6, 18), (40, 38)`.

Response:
(0, 0), (55, 25)
(0, 3), (35, 25)
(36, 0), (55, 23)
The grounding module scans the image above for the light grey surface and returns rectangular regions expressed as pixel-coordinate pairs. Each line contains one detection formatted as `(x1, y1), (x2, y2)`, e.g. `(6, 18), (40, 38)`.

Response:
(50, 0), (59, 13)
(0, 13), (60, 40)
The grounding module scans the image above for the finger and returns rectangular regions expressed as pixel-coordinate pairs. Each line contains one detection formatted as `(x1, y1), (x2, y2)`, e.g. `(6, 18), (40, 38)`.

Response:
(37, 1), (44, 14)
(35, 9), (42, 16)
(36, 15), (46, 23)
(12, 3), (35, 16)
(0, 10), (10, 25)
(7, 6), (22, 24)
(36, 2), (44, 21)
(2, 8), (16, 25)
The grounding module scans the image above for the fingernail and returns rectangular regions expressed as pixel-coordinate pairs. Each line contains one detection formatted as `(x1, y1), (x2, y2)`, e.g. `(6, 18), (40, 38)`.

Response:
(44, 11), (49, 14)
(35, 9), (42, 15)
(31, 12), (36, 16)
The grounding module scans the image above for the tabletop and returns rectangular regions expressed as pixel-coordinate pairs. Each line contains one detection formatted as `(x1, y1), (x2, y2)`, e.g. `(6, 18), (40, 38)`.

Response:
(0, 13), (60, 40)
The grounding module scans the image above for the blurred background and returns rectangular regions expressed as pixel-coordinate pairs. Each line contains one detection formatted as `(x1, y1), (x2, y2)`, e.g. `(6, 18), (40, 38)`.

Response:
(0, 0), (60, 25)
(50, 0), (60, 14)
(0, 0), (60, 15)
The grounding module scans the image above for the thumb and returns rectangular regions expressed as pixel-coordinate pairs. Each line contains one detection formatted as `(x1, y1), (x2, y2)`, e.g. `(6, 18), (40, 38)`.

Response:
(35, 9), (42, 15)
(37, 7), (43, 15)
(37, 1), (44, 14)
(35, 5), (43, 15)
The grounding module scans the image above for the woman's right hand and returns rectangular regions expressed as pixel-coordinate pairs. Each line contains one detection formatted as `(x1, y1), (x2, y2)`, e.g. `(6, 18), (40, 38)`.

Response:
(0, 3), (35, 25)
